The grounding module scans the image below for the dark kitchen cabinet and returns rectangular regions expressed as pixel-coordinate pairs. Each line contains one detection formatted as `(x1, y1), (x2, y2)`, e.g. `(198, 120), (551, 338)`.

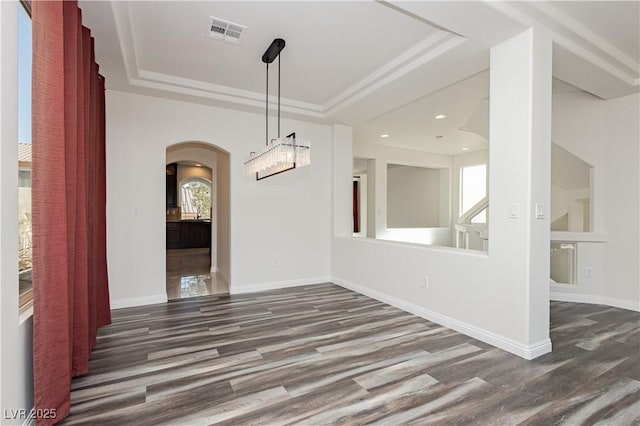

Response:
(166, 221), (211, 249)
(166, 222), (181, 249)
(166, 163), (178, 208)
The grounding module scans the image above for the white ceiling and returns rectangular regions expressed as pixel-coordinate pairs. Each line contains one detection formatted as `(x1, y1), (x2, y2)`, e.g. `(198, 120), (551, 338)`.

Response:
(79, 0), (639, 128)
(129, 1), (437, 106)
(353, 72), (606, 155)
(354, 70), (489, 155)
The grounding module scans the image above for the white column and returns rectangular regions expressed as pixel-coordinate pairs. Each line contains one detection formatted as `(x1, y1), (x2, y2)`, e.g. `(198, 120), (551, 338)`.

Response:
(490, 27), (552, 350)
(439, 168), (450, 227)
(332, 125), (353, 237)
(210, 151), (218, 272)
(374, 158), (387, 237)
(366, 159), (376, 238)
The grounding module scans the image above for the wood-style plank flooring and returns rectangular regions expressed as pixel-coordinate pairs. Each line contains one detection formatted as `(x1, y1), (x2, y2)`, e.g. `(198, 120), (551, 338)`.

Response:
(63, 284), (640, 425)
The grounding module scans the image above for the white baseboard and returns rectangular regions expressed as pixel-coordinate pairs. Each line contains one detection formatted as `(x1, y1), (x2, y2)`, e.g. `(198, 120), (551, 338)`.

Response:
(230, 276), (331, 295)
(550, 292), (639, 312)
(110, 293), (168, 310)
(216, 269), (230, 286)
(211, 266), (218, 273)
(331, 277), (552, 360)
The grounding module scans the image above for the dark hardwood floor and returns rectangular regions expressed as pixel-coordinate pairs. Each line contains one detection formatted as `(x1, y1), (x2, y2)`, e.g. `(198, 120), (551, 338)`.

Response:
(62, 284), (639, 425)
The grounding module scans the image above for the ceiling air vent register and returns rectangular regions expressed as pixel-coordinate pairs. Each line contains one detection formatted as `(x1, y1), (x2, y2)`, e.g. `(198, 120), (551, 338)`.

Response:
(208, 16), (247, 43)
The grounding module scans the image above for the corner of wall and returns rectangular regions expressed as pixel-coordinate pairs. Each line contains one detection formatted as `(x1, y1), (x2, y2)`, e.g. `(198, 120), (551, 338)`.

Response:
(332, 276), (552, 360)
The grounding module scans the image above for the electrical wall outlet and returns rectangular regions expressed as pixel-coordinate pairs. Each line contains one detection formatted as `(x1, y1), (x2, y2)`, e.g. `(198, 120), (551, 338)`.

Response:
(273, 259), (279, 268)
(421, 276), (429, 289)
(586, 267), (593, 278)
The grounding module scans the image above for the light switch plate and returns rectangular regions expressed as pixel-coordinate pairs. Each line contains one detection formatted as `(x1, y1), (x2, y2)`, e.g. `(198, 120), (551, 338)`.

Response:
(509, 203), (519, 219)
(535, 203), (545, 219)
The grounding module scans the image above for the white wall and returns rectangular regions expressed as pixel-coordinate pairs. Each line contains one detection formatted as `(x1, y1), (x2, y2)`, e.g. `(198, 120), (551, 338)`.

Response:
(333, 125), (353, 238)
(551, 238), (606, 300)
(603, 94), (639, 308)
(387, 165), (441, 228)
(106, 90), (332, 306)
(0, 1), (34, 421)
(552, 91), (606, 231)
(550, 184), (569, 226)
(216, 151), (231, 283)
(377, 227), (451, 246)
(333, 29), (553, 359)
(551, 90), (639, 311)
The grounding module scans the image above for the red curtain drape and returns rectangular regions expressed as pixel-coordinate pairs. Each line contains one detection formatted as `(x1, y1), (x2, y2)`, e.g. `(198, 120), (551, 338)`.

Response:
(32, 1), (111, 424)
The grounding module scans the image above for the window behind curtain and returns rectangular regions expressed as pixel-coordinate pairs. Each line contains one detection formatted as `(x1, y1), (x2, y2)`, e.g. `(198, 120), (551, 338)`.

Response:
(18, 2), (33, 310)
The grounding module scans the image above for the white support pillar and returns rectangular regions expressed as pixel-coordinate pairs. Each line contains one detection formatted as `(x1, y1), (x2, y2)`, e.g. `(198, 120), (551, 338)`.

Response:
(332, 125), (353, 237)
(490, 27), (552, 353)
(374, 158), (387, 238)
(366, 159), (376, 238)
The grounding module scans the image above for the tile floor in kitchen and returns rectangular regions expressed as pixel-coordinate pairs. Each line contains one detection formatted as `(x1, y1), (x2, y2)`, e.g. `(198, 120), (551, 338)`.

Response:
(166, 248), (228, 299)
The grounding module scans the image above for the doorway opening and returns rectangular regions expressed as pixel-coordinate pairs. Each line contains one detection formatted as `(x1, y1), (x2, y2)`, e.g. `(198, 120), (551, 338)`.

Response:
(165, 142), (230, 300)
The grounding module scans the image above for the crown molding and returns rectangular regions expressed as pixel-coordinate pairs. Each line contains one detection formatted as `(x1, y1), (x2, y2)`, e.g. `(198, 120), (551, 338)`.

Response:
(486, 1), (639, 88)
(323, 32), (467, 116)
(529, 1), (638, 75)
(110, 1), (466, 120)
(138, 69), (323, 112)
(111, 1), (138, 82)
(129, 75), (327, 118)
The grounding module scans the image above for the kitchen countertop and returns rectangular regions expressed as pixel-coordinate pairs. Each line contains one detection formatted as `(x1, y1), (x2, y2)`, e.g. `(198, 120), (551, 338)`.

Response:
(166, 219), (211, 223)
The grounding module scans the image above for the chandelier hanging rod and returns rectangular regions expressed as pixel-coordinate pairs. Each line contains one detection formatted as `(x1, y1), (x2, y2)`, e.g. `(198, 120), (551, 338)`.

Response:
(263, 38), (285, 146)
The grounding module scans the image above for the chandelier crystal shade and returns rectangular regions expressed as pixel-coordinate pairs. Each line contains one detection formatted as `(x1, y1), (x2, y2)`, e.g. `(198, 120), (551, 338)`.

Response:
(244, 134), (310, 177)
(244, 38), (311, 180)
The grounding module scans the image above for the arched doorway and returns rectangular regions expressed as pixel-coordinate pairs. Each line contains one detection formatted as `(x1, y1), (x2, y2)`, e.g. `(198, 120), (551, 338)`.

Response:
(165, 142), (230, 300)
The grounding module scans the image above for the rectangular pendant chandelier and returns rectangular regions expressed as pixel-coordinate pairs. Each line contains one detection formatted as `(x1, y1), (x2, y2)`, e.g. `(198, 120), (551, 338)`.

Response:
(244, 38), (311, 180)
(244, 133), (310, 179)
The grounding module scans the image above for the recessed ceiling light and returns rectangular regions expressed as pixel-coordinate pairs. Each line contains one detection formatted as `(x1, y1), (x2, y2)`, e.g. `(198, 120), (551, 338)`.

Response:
(434, 114), (447, 120)
(461, 147), (469, 151)
(380, 134), (389, 138)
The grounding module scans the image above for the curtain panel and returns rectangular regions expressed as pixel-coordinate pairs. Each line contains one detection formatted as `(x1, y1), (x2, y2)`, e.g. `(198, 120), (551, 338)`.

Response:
(31, 1), (111, 424)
